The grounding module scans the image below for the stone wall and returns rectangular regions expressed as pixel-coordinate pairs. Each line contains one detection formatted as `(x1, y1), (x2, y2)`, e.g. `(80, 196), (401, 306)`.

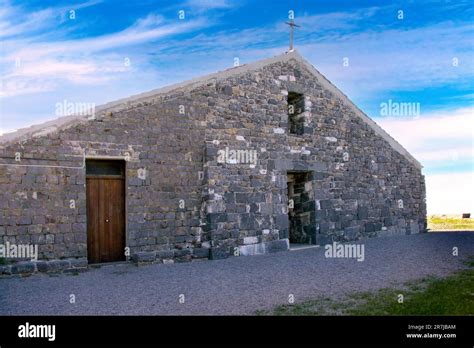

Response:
(202, 58), (426, 257)
(0, 56), (426, 265)
(0, 88), (209, 262)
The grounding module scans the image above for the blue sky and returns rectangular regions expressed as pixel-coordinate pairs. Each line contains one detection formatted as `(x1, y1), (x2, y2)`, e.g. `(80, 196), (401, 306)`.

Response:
(0, 0), (473, 213)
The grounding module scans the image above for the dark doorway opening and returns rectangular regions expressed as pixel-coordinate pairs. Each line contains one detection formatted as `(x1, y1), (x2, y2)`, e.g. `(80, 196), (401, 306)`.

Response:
(287, 171), (316, 245)
(86, 159), (126, 264)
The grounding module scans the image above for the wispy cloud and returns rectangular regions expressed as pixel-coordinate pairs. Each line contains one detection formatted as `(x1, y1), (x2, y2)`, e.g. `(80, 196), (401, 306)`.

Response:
(5, 13), (206, 59)
(295, 7), (381, 32)
(299, 22), (474, 96)
(0, 0), (103, 39)
(183, 0), (236, 12)
(3, 1), (472, 100)
(1, 9), (208, 97)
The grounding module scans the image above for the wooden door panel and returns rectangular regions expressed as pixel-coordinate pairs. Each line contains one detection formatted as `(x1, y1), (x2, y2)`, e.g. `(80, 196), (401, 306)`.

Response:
(110, 179), (125, 262)
(86, 178), (100, 263)
(87, 177), (125, 263)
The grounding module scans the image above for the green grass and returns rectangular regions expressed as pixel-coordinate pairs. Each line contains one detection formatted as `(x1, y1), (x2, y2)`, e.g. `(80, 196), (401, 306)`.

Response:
(66, 271), (80, 276)
(428, 215), (474, 231)
(259, 257), (474, 316)
(0, 257), (13, 265)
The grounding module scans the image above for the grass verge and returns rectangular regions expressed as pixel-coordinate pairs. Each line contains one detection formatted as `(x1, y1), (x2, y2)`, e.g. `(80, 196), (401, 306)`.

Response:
(258, 257), (474, 316)
(428, 215), (474, 231)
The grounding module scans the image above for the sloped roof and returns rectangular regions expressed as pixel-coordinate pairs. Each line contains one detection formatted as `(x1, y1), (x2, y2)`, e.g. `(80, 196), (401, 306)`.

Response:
(0, 50), (422, 169)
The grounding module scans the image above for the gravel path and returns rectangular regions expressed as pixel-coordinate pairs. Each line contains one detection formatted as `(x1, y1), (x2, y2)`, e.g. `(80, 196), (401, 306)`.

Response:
(1, 232), (472, 315)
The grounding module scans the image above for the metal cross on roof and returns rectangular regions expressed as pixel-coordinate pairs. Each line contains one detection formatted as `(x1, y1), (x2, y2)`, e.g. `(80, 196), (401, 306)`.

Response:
(285, 19), (300, 51)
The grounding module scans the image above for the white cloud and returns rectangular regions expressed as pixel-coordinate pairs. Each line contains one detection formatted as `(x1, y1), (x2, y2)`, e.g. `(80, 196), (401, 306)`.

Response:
(127, 8), (474, 98)
(0, 78), (57, 97)
(299, 21), (474, 95)
(6, 15), (206, 61)
(1, 10), (208, 97)
(0, 0), (103, 39)
(426, 172), (474, 214)
(295, 7), (381, 31)
(415, 147), (473, 163)
(377, 107), (474, 165)
(0, 58), (129, 97)
(2, 2), (472, 100)
(378, 108), (473, 215)
(0, 8), (54, 38)
(183, 0), (235, 11)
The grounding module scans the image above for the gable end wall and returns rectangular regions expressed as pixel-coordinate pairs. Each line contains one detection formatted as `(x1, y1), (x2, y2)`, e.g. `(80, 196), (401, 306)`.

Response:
(202, 58), (426, 257)
(0, 57), (426, 266)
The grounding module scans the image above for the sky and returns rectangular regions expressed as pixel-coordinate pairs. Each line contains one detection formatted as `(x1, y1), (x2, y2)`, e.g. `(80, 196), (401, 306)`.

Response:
(0, 0), (473, 214)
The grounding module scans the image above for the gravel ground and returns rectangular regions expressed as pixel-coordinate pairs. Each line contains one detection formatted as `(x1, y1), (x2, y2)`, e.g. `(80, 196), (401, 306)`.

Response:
(0, 232), (472, 315)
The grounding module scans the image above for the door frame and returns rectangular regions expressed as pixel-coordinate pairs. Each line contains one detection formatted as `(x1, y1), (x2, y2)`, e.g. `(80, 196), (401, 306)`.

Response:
(85, 156), (128, 263)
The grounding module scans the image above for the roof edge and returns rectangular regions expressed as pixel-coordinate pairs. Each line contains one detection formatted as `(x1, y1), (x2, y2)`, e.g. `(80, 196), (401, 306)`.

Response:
(289, 51), (423, 170)
(0, 50), (422, 170)
(0, 51), (297, 145)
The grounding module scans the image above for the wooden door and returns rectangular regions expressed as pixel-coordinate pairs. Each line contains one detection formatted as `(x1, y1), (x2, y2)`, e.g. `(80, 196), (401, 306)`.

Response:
(86, 161), (125, 264)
